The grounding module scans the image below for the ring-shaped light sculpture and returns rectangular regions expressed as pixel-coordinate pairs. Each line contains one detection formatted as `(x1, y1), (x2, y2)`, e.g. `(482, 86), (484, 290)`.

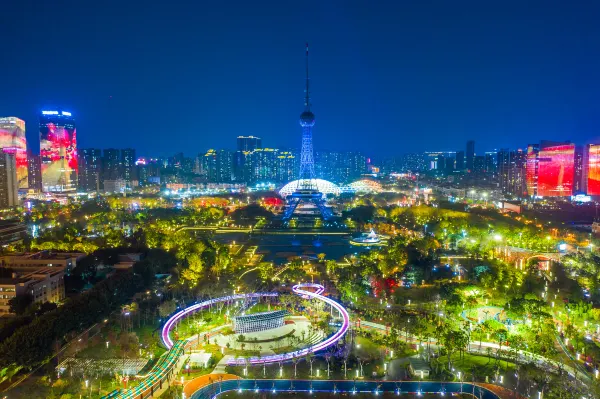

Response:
(160, 283), (349, 365)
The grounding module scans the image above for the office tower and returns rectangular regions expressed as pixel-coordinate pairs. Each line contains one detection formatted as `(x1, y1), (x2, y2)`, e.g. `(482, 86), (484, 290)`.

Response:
(39, 110), (77, 192)
(0, 117), (27, 188)
(455, 151), (465, 170)
(498, 149), (527, 197)
(237, 136), (262, 152)
(537, 142), (577, 197)
(525, 144), (539, 197)
(121, 148), (137, 186)
(466, 140), (475, 171)
(102, 149), (121, 180)
(78, 148), (102, 192)
(27, 154), (42, 191)
(0, 152), (18, 208)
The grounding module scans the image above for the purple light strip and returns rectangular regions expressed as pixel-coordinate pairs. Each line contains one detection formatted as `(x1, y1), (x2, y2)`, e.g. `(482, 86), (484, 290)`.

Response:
(161, 284), (349, 365)
(161, 293), (278, 349)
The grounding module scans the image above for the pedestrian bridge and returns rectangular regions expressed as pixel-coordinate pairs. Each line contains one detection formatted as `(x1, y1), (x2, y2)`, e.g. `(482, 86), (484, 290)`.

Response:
(499, 246), (560, 269)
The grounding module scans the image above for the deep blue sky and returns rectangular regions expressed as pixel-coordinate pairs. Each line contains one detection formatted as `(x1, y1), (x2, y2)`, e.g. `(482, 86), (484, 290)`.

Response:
(2, 0), (600, 158)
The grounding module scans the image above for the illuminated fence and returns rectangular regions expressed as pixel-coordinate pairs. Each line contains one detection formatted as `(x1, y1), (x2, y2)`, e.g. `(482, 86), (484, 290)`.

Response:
(233, 310), (287, 333)
(188, 379), (503, 399)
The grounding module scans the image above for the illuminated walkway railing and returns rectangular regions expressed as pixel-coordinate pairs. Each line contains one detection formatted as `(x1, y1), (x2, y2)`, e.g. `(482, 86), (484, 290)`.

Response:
(190, 379), (503, 399)
(160, 283), (349, 365)
(227, 283), (349, 365)
(161, 292), (279, 349)
(101, 340), (185, 399)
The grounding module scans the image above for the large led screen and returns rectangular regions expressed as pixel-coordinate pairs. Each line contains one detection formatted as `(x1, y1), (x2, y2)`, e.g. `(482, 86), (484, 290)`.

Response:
(0, 117), (27, 188)
(587, 145), (600, 195)
(537, 144), (574, 197)
(40, 122), (78, 191)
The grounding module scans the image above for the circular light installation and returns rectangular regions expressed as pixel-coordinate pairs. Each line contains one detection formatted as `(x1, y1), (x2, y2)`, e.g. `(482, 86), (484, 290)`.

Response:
(279, 179), (340, 198)
(160, 283), (349, 365)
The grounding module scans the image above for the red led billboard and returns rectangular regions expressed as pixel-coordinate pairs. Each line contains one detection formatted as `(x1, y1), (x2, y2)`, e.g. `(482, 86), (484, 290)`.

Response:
(537, 144), (575, 197)
(587, 145), (600, 195)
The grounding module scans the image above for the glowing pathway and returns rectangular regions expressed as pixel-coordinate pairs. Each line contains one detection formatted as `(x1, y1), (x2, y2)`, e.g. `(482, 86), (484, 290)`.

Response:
(160, 283), (349, 365)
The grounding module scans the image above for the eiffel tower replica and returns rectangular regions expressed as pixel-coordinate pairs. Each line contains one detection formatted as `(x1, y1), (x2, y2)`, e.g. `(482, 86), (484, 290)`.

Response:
(282, 43), (332, 221)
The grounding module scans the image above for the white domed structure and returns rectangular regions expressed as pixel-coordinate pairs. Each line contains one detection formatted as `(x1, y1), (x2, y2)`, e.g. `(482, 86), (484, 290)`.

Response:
(348, 179), (383, 193)
(279, 179), (340, 198)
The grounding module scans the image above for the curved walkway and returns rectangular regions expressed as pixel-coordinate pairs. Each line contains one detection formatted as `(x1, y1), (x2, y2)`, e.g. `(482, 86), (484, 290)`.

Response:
(161, 283), (349, 365)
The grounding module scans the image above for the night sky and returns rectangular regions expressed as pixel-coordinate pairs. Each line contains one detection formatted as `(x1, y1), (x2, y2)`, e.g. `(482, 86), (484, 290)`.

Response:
(2, 0), (600, 158)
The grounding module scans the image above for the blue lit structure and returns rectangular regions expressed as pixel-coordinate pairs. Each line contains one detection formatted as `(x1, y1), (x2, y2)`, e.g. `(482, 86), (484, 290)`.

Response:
(283, 43), (332, 220)
(189, 379), (502, 399)
(233, 310), (287, 333)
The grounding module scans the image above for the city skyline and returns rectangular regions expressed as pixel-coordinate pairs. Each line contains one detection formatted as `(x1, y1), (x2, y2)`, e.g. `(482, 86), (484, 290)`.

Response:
(3, 1), (600, 156)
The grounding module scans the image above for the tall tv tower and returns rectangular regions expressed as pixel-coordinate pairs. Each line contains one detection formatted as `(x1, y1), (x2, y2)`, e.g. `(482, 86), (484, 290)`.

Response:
(298, 42), (316, 190)
(282, 43), (332, 221)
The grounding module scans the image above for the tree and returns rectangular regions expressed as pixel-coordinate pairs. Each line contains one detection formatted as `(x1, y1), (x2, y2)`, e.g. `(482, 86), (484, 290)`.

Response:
(133, 259), (156, 287)
(8, 294), (33, 316)
(159, 300), (177, 319)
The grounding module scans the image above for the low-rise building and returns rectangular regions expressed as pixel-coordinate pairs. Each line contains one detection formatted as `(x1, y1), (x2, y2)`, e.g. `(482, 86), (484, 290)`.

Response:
(0, 251), (85, 273)
(0, 221), (27, 247)
(0, 267), (65, 315)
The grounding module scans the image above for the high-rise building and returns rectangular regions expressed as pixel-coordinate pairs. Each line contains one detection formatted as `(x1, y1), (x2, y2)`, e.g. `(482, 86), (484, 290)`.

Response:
(498, 149), (527, 197)
(466, 140), (475, 172)
(78, 148), (102, 192)
(39, 110), (77, 192)
(537, 142), (578, 197)
(237, 136), (262, 152)
(473, 155), (485, 174)
(0, 152), (18, 208)
(455, 151), (465, 170)
(202, 149), (233, 182)
(0, 117), (27, 188)
(252, 148), (279, 181)
(484, 151), (498, 176)
(102, 149), (121, 181)
(27, 154), (42, 191)
(121, 148), (137, 186)
(525, 144), (539, 197)
(277, 150), (298, 182)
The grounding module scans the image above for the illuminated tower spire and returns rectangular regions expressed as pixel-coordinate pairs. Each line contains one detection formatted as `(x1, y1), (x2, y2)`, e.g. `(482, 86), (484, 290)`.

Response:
(304, 42), (310, 110)
(298, 43), (316, 189)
